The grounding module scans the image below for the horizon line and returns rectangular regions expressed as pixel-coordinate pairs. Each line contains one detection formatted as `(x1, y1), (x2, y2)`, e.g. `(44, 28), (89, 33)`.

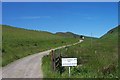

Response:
(2, 24), (118, 38)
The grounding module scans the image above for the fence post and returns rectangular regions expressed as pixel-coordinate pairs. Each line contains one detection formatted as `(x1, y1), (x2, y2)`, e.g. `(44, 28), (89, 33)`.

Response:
(51, 50), (55, 71)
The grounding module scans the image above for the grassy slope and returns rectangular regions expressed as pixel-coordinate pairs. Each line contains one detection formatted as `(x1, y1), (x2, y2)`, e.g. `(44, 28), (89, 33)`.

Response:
(42, 26), (119, 78)
(2, 25), (78, 66)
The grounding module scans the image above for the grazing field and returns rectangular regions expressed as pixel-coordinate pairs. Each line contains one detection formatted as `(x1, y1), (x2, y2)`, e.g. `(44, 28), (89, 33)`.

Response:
(2, 25), (78, 66)
(42, 26), (119, 78)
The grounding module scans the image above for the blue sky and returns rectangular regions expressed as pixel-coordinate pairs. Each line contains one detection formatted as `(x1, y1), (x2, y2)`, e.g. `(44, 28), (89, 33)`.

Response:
(2, 2), (118, 38)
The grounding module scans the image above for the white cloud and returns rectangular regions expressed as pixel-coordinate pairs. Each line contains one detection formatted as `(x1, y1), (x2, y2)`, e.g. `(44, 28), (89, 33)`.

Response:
(19, 16), (51, 19)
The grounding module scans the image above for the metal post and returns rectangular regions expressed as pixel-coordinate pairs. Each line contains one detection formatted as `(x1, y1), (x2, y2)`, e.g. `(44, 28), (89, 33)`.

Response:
(69, 67), (70, 77)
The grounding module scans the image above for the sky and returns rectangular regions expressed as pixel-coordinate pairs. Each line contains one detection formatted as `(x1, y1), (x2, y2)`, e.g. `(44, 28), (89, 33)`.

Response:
(2, 2), (118, 38)
(1, 0), (120, 2)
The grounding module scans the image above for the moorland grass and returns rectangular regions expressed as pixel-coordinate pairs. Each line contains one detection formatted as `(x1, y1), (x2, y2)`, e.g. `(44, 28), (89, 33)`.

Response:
(42, 26), (119, 78)
(2, 25), (78, 66)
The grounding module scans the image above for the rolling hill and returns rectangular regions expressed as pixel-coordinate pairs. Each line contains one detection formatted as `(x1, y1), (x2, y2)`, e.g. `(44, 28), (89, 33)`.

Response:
(55, 32), (95, 39)
(2, 25), (79, 66)
(100, 25), (119, 40)
(55, 32), (81, 38)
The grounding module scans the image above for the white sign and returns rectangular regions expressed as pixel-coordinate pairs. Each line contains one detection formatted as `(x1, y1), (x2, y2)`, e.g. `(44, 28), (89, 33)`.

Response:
(62, 58), (77, 66)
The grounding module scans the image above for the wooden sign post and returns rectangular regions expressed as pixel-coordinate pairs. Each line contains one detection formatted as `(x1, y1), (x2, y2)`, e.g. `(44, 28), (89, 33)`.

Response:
(62, 58), (77, 78)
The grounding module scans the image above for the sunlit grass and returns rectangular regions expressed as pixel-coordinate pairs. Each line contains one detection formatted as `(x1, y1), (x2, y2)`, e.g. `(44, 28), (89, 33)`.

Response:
(2, 25), (78, 66)
(42, 26), (119, 78)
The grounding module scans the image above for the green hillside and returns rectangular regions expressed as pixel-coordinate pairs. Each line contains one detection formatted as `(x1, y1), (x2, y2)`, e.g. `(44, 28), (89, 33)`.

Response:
(100, 25), (119, 40)
(56, 32), (81, 38)
(55, 32), (94, 39)
(42, 26), (119, 78)
(2, 25), (78, 66)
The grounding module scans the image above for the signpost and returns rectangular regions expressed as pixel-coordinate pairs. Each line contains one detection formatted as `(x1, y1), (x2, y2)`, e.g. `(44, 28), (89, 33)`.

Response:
(62, 58), (77, 77)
